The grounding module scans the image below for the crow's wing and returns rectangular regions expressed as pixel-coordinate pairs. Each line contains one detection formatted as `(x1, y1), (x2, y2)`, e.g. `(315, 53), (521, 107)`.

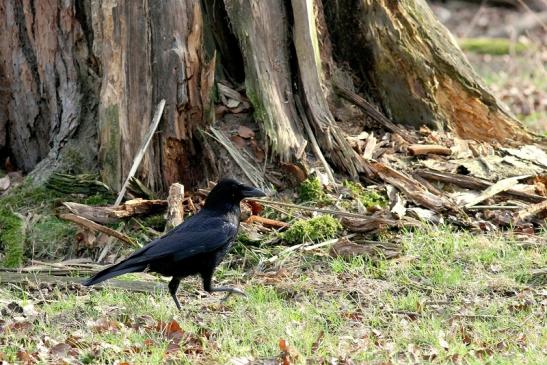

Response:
(125, 214), (238, 265)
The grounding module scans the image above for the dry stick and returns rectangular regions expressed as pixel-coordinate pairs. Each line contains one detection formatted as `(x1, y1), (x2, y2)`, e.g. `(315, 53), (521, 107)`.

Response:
(114, 99), (166, 206)
(59, 213), (138, 247)
(295, 95), (336, 185)
(249, 198), (373, 219)
(333, 83), (417, 143)
(266, 234), (356, 264)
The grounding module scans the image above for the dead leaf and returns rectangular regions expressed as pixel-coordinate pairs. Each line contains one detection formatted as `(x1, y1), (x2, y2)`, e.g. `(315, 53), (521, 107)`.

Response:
(50, 342), (73, 358)
(230, 135), (247, 149)
(238, 126), (255, 139)
(16, 350), (34, 364)
(88, 317), (119, 333)
(280, 163), (308, 184)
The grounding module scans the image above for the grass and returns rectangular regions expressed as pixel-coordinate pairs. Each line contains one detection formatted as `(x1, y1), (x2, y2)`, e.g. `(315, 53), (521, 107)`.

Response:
(1, 225), (545, 364)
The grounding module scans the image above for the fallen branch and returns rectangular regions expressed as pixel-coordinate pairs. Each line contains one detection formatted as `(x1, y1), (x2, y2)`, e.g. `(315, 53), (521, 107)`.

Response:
(341, 215), (421, 232)
(250, 199), (376, 219)
(59, 213), (138, 247)
(330, 237), (402, 260)
(115, 99), (166, 206)
(368, 162), (455, 212)
(63, 199), (167, 224)
(334, 83), (417, 143)
(464, 175), (526, 208)
(416, 169), (544, 203)
(514, 199), (547, 223)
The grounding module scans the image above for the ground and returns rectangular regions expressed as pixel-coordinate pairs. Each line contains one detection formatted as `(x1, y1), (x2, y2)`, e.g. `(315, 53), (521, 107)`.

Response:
(1, 1), (546, 364)
(1, 226), (546, 363)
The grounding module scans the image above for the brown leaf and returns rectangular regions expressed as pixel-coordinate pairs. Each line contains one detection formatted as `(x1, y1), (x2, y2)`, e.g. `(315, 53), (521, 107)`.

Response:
(280, 163), (308, 184)
(50, 343), (73, 358)
(245, 200), (264, 215)
(88, 317), (119, 333)
(16, 350), (34, 364)
(238, 125), (255, 139)
(230, 135), (247, 149)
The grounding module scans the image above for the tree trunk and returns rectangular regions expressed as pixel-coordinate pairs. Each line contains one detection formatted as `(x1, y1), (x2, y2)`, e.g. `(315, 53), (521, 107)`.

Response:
(0, 0), (539, 193)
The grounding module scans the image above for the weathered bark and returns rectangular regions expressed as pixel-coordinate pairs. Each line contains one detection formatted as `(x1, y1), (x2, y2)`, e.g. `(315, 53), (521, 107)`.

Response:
(223, 0), (306, 161)
(324, 0), (534, 144)
(0, 0), (98, 177)
(92, 0), (214, 191)
(0, 0), (539, 195)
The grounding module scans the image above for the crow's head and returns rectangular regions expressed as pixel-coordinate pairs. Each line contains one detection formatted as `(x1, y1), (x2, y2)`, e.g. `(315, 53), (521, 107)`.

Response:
(204, 178), (266, 210)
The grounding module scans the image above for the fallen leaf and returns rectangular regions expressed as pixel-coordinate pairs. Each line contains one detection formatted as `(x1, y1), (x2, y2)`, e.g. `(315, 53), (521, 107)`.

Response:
(238, 126), (255, 139)
(230, 135), (247, 149)
(16, 350), (34, 364)
(50, 343), (73, 358)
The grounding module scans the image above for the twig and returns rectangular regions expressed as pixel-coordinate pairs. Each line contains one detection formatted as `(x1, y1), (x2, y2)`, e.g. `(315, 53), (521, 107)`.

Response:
(467, 205), (523, 210)
(295, 95), (336, 185)
(115, 99), (166, 206)
(303, 234), (357, 251)
(249, 198), (373, 219)
(59, 213), (138, 247)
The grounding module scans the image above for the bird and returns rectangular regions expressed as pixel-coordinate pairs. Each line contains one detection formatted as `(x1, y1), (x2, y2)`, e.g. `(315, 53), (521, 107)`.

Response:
(82, 178), (266, 310)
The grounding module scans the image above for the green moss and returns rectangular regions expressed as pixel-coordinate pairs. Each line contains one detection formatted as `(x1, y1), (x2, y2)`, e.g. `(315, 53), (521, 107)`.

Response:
(142, 214), (166, 232)
(282, 215), (342, 245)
(83, 194), (112, 206)
(343, 180), (387, 208)
(0, 181), (65, 267)
(0, 211), (24, 267)
(459, 38), (529, 55)
(298, 177), (332, 204)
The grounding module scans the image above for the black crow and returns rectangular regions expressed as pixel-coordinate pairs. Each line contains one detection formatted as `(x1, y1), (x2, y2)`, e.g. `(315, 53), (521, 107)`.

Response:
(82, 178), (266, 310)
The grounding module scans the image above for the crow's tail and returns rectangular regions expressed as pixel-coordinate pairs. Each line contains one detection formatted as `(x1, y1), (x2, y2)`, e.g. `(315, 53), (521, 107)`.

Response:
(82, 260), (147, 286)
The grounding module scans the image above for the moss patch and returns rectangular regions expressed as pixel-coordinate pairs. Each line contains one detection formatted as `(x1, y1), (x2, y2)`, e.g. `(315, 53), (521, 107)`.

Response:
(459, 38), (529, 55)
(343, 180), (387, 208)
(282, 215), (342, 245)
(0, 211), (24, 267)
(298, 177), (332, 205)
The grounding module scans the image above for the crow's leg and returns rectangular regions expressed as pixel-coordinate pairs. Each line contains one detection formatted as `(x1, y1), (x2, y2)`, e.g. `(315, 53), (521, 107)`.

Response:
(201, 271), (246, 302)
(168, 277), (182, 310)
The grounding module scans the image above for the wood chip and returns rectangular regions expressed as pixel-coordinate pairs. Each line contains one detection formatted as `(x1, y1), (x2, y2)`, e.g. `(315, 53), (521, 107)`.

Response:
(514, 199), (547, 223)
(408, 144), (451, 156)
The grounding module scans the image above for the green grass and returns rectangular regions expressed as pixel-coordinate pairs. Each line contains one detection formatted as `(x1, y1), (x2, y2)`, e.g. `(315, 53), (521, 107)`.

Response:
(459, 38), (530, 55)
(1, 225), (545, 363)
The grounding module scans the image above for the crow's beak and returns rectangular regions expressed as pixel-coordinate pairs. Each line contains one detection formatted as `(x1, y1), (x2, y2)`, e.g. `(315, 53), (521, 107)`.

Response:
(241, 186), (266, 198)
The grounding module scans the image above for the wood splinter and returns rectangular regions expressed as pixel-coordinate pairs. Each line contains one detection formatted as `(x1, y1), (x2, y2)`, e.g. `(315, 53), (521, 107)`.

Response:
(408, 144), (452, 156)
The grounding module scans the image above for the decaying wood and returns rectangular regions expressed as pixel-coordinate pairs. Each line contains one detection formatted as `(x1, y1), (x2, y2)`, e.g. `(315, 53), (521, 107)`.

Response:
(46, 173), (112, 196)
(408, 144), (452, 156)
(341, 215), (421, 233)
(128, 177), (156, 200)
(224, 0), (305, 159)
(463, 175), (525, 208)
(324, 0), (534, 144)
(334, 83), (417, 144)
(0, 272), (164, 293)
(63, 199), (167, 224)
(514, 199), (547, 223)
(115, 100), (165, 206)
(164, 183), (185, 232)
(368, 162), (453, 212)
(59, 213), (137, 247)
(291, 0), (362, 178)
(416, 169), (545, 203)
(295, 96), (336, 184)
(330, 237), (401, 260)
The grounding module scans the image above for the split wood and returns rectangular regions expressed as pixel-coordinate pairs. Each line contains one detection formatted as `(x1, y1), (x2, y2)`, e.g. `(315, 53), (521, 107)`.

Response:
(115, 99), (165, 206)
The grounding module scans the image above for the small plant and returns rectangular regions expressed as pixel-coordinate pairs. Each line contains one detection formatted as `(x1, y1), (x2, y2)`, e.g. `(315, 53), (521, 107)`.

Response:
(282, 215), (342, 245)
(298, 177), (332, 204)
(343, 180), (387, 208)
